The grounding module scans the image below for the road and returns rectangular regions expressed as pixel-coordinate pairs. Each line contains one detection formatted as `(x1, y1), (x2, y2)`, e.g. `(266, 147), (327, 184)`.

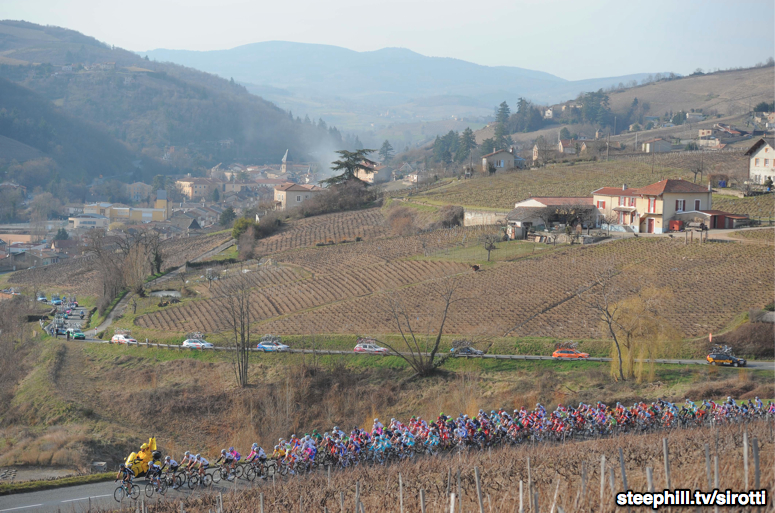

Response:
(71, 339), (775, 371)
(0, 475), (251, 513)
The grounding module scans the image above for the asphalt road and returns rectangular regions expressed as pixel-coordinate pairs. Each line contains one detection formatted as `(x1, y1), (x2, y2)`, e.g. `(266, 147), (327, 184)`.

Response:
(71, 339), (775, 371)
(0, 476), (250, 513)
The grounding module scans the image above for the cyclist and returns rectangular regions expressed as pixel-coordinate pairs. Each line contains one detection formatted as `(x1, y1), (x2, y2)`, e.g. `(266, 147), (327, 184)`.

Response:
(115, 463), (135, 489)
(194, 454), (209, 480)
(216, 449), (236, 480)
(147, 459), (162, 492)
(162, 455), (180, 489)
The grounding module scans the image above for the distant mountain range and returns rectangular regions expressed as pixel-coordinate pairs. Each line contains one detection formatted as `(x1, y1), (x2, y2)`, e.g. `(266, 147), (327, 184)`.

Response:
(145, 42), (661, 131)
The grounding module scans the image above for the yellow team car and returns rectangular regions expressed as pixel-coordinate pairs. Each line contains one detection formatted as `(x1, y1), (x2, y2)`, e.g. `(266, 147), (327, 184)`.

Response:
(706, 352), (746, 367)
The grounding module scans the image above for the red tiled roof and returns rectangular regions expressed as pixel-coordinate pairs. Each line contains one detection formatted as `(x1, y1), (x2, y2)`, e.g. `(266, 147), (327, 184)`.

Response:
(592, 187), (641, 196)
(636, 179), (709, 196)
(481, 149), (511, 158)
(274, 183), (324, 192)
(532, 197), (594, 206)
(559, 139), (573, 148)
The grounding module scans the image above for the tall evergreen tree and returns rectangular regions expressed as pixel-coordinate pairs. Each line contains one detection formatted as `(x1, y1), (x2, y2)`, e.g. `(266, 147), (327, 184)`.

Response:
(323, 149), (377, 185)
(379, 140), (395, 162)
(496, 101), (511, 124)
(455, 127), (476, 162)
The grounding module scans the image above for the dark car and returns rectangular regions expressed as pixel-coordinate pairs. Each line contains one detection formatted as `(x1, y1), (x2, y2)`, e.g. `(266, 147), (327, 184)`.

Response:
(706, 353), (746, 367)
(450, 347), (484, 356)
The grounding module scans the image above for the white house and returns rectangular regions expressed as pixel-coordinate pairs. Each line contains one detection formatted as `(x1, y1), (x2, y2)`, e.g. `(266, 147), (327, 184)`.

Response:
(544, 108), (553, 119)
(641, 138), (672, 153)
(745, 138), (775, 185)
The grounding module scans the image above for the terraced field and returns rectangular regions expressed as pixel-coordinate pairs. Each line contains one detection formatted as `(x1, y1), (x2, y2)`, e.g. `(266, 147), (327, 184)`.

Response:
(415, 161), (698, 210)
(713, 193), (775, 219)
(252, 208), (388, 254)
(729, 227), (775, 242)
(136, 260), (470, 333)
(259, 238), (774, 339)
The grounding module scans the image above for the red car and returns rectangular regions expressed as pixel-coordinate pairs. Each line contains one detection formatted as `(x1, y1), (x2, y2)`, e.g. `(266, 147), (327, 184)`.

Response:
(552, 348), (589, 359)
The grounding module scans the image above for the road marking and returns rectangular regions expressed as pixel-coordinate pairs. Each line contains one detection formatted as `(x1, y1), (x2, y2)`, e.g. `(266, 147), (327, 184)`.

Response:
(0, 505), (43, 512)
(61, 494), (111, 503)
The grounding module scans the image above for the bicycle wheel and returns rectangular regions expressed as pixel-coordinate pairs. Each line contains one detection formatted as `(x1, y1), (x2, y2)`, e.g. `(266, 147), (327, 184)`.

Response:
(114, 486), (127, 502)
(202, 473), (213, 487)
(173, 472), (184, 489)
(234, 464), (244, 478)
(187, 474), (199, 489)
(159, 480), (168, 495)
(145, 483), (156, 498)
(210, 468), (222, 483)
(129, 484), (140, 499)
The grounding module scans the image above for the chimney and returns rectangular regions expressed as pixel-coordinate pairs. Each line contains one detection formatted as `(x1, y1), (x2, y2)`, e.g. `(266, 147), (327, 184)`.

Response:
(622, 184), (628, 190)
(707, 182), (711, 191)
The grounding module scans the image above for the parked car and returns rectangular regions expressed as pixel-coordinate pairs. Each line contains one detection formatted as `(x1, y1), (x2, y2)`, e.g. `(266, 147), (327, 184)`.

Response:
(354, 342), (389, 354)
(707, 352), (746, 367)
(182, 339), (214, 349)
(111, 334), (137, 344)
(256, 340), (290, 352)
(552, 348), (589, 359)
(450, 347), (484, 356)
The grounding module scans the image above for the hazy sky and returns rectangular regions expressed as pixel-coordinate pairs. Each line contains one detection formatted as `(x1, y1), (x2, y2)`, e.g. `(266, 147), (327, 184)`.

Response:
(4, 0), (774, 80)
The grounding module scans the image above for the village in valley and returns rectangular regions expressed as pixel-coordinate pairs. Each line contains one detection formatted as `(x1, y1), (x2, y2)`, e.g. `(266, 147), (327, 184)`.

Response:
(0, 9), (773, 513)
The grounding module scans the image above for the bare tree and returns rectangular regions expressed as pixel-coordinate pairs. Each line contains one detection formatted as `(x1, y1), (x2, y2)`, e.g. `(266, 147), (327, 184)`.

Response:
(375, 277), (469, 377)
(218, 267), (253, 387)
(577, 268), (628, 381)
(602, 211), (619, 235)
(482, 234), (499, 261)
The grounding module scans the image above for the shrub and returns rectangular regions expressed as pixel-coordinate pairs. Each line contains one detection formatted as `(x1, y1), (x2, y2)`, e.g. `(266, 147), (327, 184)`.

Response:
(386, 206), (417, 236)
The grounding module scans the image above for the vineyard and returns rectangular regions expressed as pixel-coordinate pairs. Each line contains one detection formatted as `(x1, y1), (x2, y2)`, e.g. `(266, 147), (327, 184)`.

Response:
(101, 422), (773, 513)
(160, 233), (233, 270)
(415, 161), (700, 210)
(134, 237), (774, 341)
(258, 238), (774, 339)
(252, 209), (389, 255)
(713, 193), (775, 219)
(730, 227), (775, 242)
(135, 260), (471, 333)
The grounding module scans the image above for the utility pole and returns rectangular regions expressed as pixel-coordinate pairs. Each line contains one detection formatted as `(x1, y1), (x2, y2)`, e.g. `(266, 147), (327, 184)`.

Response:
(606, 130), (610, 161)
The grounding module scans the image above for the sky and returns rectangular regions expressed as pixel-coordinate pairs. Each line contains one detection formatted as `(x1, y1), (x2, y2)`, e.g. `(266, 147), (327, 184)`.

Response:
(3, 0), (774, 80)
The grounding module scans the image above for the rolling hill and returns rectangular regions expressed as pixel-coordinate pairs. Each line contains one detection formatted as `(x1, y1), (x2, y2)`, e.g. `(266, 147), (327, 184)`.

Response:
(144, 41), (658, 132)
(0, 20), (345, 178)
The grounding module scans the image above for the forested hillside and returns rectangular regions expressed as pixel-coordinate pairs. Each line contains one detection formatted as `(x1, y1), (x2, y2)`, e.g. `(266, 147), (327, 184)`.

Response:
(0, 20), (346, 179)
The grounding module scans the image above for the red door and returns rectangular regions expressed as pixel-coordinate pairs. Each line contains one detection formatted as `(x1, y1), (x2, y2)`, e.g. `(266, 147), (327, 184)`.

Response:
(647, 218), (654, 233)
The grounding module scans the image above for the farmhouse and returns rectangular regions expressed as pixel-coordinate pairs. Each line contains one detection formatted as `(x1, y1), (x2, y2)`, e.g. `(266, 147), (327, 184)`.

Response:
(505, 197), (595, 239)
(481, 149), (515, 172)
(745, 137), (775, 185)
(274, 183), (325, 211)
(641, 138), (672, 153)
(592, 179), (714, 233)
(175, 177), (218, 200)
(355, 164), (393, 184)
(558, 139), (576, 154)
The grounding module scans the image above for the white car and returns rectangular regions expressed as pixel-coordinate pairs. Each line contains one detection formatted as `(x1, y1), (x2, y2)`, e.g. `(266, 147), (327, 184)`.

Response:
(182, 339), (214, 349)
(353, 342), (389, 354)
(111, 334), (137, 344)
(256, 340), (290, 352)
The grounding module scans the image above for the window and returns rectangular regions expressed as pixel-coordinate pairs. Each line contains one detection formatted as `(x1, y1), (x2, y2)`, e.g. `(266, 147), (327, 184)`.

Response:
(619, 196), (624, 206)
(675, 199), (685, 212)
(296, 195), (301, 202)
(766, 159), (771, 166)
(596, 200), (606, 209)
(629, 197), (636, 206)
(755, 158), (760, 166)
(648, 198), (656, 213)
(694, 199), (701, 211)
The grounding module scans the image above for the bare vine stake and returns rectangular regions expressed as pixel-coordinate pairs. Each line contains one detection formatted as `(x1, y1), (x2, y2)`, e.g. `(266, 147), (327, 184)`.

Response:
(420, 488), (426, 513)
(549, 478), (560, 513)
(714, 454), (719, 513)
(260, 493), (264, 513)
(527, 457), (533, 513)
(662, 438), (671, 489)
(519, 480), (524, 513)
(354, 481), (360, 513)
(299, 494), (303, 513)
(340, 491), (345, 513)
(618, 447), (629, 489)
(646, 467), (654, 493)
(599, 455), (605, 513)
(608, 468), (616, 502)
(704, 444), (712, 490)
(328, 465), (331, 487)
(752, 437), (760, 489)
(450, 493), (456, 513)
(399, 473), (404, 513)
(533, 491), (540, 513)
(743, 430), (749, 489)
(474, 467), (485, 513)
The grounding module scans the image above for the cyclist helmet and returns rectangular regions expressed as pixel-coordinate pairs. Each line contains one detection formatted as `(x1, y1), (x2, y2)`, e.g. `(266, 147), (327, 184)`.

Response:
(228, 447), (234, 452)
(374, 418), (379, 422)
(165, 456), (171, 462)
(252, 443), (258, 449)
(195, 454), (201, 460)
(221, 449), (227, 455)
(120, 463), (126, 469)
(184, 451), (191, 456)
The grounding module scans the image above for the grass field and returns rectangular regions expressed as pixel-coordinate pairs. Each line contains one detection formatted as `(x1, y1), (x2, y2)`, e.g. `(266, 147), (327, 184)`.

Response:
(413, 161), (698, 210)
(729, 227), (775, 242)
